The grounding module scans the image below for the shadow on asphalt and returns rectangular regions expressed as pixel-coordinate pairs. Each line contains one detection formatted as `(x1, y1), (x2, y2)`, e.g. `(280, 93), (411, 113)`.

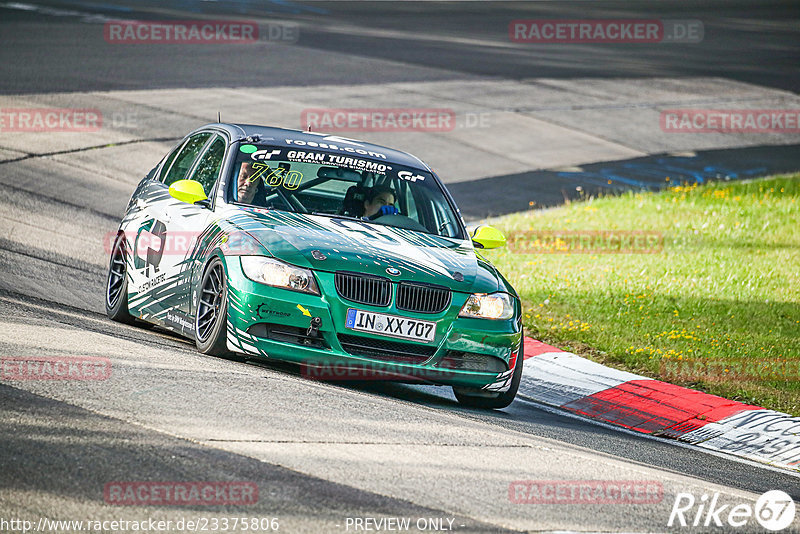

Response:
(451, 143), (800, 220)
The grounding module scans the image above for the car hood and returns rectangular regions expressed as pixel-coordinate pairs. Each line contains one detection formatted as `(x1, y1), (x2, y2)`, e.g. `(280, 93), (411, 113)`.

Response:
(227, 208), (501, 293)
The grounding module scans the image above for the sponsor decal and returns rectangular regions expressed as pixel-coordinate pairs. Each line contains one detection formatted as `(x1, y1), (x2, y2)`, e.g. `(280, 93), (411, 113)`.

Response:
(250, 148), (282, 161)
(256, 303), (290, 319)
(284, 138), (387, 159)
(239, 144), (258, 154)
(1, 356), (112, 381)
(0, 108), (102, 132)
(104, 481), (258, 506)
(140, 272), (166, 292)
(509, 480), (663, 504)
(164, 311), (194, 333)
(103, 20), (259, 44)
(398, 170), (425, 182)
(661, 109), (800, 133)
(284, 150), (391, 174)
(668, 489), (795, 531)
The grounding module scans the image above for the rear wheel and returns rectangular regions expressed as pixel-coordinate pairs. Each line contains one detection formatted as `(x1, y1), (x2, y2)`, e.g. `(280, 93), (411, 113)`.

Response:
(453, 341), (524, 409)
(105, 233), (136, 324)
(195, 257), (232, 356)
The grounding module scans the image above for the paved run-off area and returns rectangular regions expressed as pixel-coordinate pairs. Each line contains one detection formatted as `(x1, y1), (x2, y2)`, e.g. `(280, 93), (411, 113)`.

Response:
(1, 1), (799, 532)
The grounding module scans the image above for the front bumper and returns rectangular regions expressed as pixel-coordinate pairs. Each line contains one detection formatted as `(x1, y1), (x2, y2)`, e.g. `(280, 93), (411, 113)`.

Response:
(222, 256), (522, 390)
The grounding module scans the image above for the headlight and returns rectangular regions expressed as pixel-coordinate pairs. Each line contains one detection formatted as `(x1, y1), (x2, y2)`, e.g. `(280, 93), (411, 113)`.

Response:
(458, 292), (514, 320)
(240, 256), (320, 295)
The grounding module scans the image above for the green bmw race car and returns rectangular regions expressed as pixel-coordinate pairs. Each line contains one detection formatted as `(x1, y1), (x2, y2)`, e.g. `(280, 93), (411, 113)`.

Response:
(106, 124), (524, 408)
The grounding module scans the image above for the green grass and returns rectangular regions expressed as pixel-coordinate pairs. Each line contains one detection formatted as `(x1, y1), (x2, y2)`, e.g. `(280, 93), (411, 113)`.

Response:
(482, 173), (800, 415)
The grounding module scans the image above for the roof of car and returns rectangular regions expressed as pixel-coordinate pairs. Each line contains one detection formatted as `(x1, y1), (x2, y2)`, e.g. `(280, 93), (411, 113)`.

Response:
(205, 123), (431, 171)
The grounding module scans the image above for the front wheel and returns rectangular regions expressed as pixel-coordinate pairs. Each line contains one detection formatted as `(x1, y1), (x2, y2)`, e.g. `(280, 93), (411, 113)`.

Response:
(105, 233), (136, 325)
(195, 257), (231, 356)
(453, 342), (524, 409)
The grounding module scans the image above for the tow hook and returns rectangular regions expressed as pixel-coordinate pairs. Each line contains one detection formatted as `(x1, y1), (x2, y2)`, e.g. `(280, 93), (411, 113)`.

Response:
(305, 317), (322, 343)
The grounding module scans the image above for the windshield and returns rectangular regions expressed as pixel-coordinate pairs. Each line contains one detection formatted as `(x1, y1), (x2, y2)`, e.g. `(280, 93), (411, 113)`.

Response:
(229, 144), (466, 239)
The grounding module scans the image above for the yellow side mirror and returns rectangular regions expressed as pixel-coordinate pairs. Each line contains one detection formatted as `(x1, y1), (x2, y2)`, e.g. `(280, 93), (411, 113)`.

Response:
(169, 179), (208, 205)
(471, 225), (506, 249)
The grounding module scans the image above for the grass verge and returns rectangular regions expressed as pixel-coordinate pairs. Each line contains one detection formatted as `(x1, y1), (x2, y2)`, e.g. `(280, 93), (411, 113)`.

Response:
(482, 173), (800, 416)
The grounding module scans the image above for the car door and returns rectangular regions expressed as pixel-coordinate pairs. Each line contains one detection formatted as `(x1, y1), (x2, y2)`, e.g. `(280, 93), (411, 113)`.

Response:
(127, 131), (219, 332)
(162, 133), (230, 323)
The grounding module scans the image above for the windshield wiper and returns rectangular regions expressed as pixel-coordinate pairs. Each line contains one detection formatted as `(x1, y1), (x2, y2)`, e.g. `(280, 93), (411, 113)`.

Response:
(312, 212), (365, 222)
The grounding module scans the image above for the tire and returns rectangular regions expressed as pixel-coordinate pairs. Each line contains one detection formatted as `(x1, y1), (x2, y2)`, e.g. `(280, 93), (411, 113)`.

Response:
(195, 257), (232, 356)
(105, 233), (136, 325)
(453, 340), (524, 410)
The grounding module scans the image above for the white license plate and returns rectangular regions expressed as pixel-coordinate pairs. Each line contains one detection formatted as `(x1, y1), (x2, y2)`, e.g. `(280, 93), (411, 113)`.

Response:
(345, 308), (435, 342)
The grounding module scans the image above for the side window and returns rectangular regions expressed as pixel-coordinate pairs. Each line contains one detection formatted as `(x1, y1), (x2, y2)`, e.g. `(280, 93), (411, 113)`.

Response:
(162, 132), (212, 186)
(189, 136), (226, 194)
(156, 143), (182, 182)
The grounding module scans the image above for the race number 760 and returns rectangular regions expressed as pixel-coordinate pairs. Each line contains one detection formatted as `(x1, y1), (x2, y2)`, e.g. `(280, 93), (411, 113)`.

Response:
(247, 162), (303, 190)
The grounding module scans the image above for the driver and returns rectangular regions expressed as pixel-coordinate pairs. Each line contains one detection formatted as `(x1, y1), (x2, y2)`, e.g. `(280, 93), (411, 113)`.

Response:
(363, 185), (399, 220)
(236, 162), (261, 204)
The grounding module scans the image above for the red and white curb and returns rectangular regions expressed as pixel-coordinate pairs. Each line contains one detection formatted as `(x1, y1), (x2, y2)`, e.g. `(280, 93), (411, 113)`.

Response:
(519, 337), (800, 473)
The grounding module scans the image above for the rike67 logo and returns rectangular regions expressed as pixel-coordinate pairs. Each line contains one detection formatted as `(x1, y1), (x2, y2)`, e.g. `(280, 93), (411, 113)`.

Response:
(669, 490), (796, 531)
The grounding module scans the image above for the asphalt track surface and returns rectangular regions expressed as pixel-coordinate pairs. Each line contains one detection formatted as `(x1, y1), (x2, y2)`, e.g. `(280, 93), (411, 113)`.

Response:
(1, 2), (799, 533)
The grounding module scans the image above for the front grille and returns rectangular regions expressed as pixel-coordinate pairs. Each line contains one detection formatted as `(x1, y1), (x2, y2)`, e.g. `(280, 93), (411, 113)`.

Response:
(396, 282), (451, 314)
(337, 334), (436, 364)
(438, 351), (508, 373)
(247, 323), (327, 349)
(335, 272), (391, 307)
